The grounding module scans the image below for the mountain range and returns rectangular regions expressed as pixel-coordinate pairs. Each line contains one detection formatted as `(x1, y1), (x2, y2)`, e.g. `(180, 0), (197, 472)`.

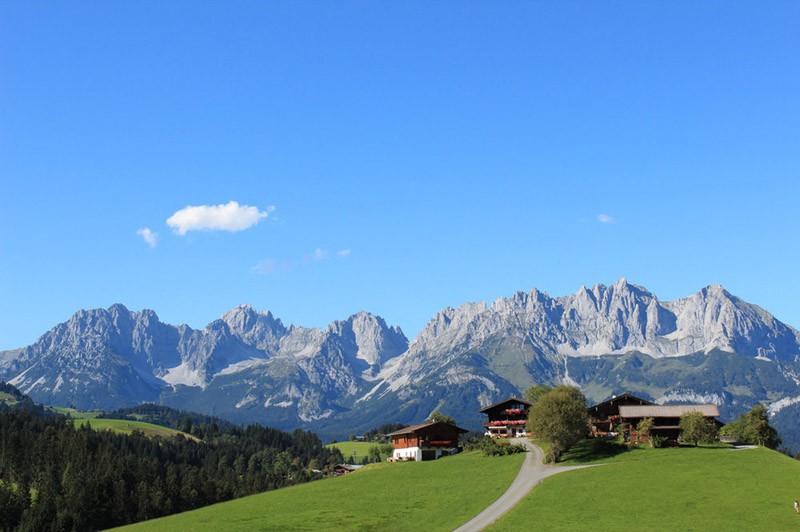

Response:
(3, 279), (800, 447)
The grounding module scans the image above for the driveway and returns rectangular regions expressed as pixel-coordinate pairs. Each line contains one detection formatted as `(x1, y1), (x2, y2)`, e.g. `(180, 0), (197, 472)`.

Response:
(453, 439), (592, 531)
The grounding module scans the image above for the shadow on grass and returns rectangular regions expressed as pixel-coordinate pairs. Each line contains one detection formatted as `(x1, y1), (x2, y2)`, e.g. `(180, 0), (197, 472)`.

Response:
(559, 438), (631, 464)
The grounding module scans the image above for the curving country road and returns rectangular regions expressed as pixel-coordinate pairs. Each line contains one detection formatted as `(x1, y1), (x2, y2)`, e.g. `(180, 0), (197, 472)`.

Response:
(453, 439), (592, 532)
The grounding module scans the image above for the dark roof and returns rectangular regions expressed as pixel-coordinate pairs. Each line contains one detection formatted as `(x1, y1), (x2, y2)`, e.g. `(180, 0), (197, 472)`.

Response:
(619, 404), (720, 418)
(587, 392), (654, 410)
(478, 397), (534, 413)
(334, 464), (364, 472)
(386, 421), (468, 436)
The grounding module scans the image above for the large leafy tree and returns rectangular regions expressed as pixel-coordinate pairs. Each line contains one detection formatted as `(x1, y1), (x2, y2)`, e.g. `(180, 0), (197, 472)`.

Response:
(679, 411), (719, 446)
(721, 404), (781, 448)
(524, 384), (554, 405)
(525, 385), (589, 461)
(427, 410), (456, 426)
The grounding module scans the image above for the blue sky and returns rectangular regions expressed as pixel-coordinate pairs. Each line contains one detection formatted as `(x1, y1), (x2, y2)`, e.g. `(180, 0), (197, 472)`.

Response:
(1, 2), (799, 350)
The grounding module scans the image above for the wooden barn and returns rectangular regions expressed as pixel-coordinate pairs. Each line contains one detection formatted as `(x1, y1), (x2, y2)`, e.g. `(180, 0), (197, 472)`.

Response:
(386, 421), (468, 461)
(478, 397), (533, 438)
(333, 464), (364, 476)
(618, 404), (721, 445)
(587, 392), (654, 437)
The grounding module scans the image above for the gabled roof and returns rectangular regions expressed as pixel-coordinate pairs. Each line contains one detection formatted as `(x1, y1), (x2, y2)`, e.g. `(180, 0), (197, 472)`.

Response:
(386, 421), (468, 436)
(587, 392), (654, 411)
(478, 397), (534, 413)
(619, 404), (720, 418)
(334, 464), (364, 472)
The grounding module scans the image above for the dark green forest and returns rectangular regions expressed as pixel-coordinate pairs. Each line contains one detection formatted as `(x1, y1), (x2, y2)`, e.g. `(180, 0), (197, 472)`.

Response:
(0, 388), (343, 531)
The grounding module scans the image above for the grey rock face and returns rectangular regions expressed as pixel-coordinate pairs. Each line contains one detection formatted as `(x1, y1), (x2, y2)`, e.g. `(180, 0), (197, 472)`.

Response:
(0, 304), (410, 417)
(392, 279), (800, 370)
(2, 280), (799, 442)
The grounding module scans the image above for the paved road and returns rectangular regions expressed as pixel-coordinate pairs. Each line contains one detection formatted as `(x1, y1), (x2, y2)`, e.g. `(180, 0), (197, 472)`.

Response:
(453, 439), (592, 532)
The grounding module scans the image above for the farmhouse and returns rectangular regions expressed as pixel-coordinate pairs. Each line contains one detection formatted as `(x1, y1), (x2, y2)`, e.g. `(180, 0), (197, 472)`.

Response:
(587, 392), (655, 437)
(333, 463), (364, 476)
(478, 397), (533, 438)
(386, 421), (468, 461)
(618, 404), (721, 445)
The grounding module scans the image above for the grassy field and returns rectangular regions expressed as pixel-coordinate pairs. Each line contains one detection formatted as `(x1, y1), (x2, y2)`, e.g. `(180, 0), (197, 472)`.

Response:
(45, 406), (198, 441)
(326, 441), (389, 463)
(0, 391), (18, 402)
(72, 417), (199, 441)
(48, 406), (103, 419)
(117, 450), (525, 531)
(491, 442), (800, 531)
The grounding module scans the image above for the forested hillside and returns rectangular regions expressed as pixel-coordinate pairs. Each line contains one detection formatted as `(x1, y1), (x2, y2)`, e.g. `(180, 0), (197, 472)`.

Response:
(0, 390), (343, 531)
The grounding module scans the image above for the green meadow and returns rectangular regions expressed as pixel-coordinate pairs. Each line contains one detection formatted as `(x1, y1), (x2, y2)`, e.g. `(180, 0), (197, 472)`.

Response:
(491, 443), (800, 531)
(114, 439), (800, 532)
(71, 417), (199, 440)
(48, 406), (103, 419)
(117, 450), (525, 531)
(0, 391), (18, 402)
(46, 406), (198, 440)
(326, 441), (389, 463)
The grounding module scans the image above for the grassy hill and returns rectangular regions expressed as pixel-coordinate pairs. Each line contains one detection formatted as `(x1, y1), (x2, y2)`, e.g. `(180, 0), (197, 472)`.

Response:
(491, 443), (800, 531)
(0, 391), (18, 402)
(48, 406), (103, 419)
(73, 417), (201, 440)
(116, 440), (800, 531)
(116, 450), (525, 531)
(47, 406), (201, 440)
(326, 441), (390, 463)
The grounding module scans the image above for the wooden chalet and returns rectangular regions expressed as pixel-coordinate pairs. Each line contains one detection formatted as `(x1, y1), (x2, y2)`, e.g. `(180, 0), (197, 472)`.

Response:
(333, 464), (364, 476)
(618, 404), (721, 445)
(587, 392), (654, 437)
(386, 421), (468, 461)
(478, 397), (533, 438)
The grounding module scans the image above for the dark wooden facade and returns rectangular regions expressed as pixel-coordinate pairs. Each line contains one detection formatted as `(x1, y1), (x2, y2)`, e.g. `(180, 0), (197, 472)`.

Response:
(618, 404), (721, 445)
(478, 397), (533, 438)
(387, 421), (468, 461)
(587, 393), (654, 437)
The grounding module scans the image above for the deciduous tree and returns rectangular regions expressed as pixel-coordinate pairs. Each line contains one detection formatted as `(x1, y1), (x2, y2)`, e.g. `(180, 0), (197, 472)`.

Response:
(679, 411), (718, 446)
(525, 385), (589, 461)
(427, 411), (456, 426)
(636, 417), (654, 446)
(524, 384), (553, 405)
(720, 404), (781, 448)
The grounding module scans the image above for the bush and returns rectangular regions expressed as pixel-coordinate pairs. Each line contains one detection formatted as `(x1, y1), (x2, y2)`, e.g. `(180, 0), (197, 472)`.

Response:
(543, 449), (558, 464)
(651, 435), (667, 448)
(478, 438), (527, 457)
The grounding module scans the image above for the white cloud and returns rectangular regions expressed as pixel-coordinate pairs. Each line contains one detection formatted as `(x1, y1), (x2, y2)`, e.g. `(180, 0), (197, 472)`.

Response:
(597, 214), (615, 224)
(252, 260), (277, 275)
(137, 227), (158, 248)
(167, 201), (274, 235)
(253, 247), (344, 275)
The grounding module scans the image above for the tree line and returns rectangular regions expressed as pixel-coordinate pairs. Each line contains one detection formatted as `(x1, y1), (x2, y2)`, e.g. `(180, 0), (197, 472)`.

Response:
(0, 400), (343, 531)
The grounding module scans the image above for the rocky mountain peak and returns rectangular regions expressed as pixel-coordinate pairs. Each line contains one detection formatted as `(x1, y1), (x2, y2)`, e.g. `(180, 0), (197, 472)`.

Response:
(325, 311), (408, 367)
(220, 304), (286, 353)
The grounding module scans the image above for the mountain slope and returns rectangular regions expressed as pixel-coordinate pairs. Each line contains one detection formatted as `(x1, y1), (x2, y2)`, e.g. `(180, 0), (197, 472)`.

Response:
(0, 304), (409, 417)
(2, 280), (799, 446)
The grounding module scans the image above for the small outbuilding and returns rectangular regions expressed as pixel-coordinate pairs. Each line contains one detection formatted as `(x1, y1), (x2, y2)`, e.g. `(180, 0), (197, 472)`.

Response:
(333, 463), (364, 476)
